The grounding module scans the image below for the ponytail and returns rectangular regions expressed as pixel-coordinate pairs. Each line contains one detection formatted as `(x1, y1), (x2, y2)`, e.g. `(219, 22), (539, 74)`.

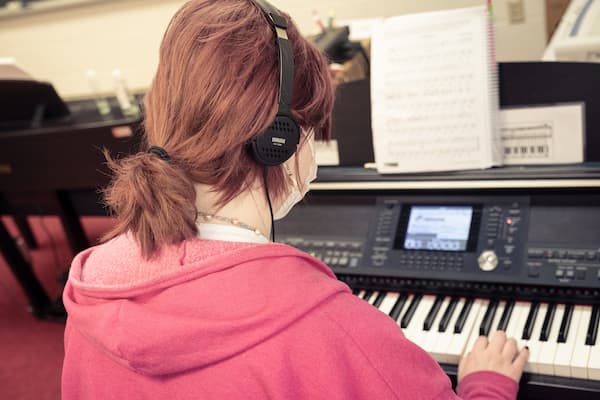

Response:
(101, 149), (198, 259)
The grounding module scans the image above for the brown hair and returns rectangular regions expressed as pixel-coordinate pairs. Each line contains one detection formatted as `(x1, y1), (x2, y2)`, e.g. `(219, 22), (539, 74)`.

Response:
(102, 0), (334, 258)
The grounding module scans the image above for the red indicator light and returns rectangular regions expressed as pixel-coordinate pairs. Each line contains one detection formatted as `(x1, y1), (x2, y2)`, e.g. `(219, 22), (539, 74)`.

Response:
(506, 218), (513, 225)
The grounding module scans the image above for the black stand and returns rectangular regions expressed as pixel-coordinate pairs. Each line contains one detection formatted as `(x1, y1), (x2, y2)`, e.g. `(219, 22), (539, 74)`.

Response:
(0, 218), (54, 318)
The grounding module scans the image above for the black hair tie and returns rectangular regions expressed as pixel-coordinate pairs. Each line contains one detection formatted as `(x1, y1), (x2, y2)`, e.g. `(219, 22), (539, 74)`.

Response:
(147, 146), (171, 162)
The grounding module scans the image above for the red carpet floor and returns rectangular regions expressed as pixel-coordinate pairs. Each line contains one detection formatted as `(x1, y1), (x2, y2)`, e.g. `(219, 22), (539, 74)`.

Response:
(0, 216), (115, 400)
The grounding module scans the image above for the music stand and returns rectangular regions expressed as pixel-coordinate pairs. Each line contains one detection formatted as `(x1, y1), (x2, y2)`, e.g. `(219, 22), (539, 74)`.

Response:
(0, 79), (71, 131)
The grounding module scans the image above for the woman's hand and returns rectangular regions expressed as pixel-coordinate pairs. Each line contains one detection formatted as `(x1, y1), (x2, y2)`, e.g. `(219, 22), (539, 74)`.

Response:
(458, 330), (529, 383)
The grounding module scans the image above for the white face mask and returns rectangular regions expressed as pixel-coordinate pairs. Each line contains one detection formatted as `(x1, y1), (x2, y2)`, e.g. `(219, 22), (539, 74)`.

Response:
(273, 135), (317, 220)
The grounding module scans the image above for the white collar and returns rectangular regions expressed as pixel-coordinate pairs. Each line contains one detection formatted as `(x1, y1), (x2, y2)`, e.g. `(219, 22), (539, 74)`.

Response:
(196, 222), (270, 244)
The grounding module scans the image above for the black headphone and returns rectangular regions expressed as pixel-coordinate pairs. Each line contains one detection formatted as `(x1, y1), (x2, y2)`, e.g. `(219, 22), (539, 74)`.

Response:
(249, 0), (300, 166)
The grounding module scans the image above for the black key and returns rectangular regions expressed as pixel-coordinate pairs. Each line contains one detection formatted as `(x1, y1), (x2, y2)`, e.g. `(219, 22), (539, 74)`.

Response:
(389, 293), (408, 321)
(352, 288), (360, 296)
(522, 302), (540, 340)
(423, 296), (445, 331)
(438, 297), (459, 332)
(497, 300), (515, 331)
(454, 298), (474, 334)
(372, 291), (387, 308)
(586, 304), (600, 346)
(479, 299), (499, 336)
(539, 303), (557, 342)
(401, 294), (423, 329)
(363, 290), (373, 302)
(558, 303), (574, 343)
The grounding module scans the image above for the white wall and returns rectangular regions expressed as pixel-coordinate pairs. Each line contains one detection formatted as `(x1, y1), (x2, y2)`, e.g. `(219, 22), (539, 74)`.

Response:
(0, 0), (548, 99)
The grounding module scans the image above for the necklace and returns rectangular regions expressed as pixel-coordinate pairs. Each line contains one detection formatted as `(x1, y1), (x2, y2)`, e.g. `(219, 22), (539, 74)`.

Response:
(196, 211), (266, 238)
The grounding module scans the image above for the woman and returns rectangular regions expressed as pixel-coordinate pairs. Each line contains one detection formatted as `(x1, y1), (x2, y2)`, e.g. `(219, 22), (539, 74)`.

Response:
(62, 1), (528, 398)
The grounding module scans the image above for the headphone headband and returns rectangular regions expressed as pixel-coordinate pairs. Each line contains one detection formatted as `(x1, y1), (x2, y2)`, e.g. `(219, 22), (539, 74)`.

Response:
(251, 0), (294, 112)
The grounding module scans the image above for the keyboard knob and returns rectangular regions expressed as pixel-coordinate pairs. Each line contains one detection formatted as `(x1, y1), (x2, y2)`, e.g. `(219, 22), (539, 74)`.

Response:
(478, 250), (498, 272)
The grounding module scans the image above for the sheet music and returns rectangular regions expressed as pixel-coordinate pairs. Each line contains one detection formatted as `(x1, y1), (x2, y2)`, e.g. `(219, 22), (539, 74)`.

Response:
(371, 6), (501, 174)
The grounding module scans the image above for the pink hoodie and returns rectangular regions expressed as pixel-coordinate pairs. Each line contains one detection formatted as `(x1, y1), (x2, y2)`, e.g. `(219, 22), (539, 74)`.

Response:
(62, 234), (518, 399)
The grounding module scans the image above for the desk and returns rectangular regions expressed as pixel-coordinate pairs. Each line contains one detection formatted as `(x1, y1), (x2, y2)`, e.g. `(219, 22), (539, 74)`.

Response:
(0, 101), (141, 317)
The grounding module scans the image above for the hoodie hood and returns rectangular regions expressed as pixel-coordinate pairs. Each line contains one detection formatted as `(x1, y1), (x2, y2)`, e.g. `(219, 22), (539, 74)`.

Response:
(63, 235), (348, 377)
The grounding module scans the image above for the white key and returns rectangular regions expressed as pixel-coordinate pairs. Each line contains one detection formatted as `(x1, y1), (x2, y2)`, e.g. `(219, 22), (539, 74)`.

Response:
(464, 299), (491, 357)
(404, 295), (435, 346)
(588, 310), (600, 380)
(421, 297), (450, 353)
(525, 303), (548, 374)
(431, 298), (465, 364)
(553, 307), (583, 377)
(535, 304), (565, 375)
(377, 292), (400, 315)
(570, 306), (592, 379)
(368, 291), (381, 305)
(506, 301), (530, 348)
(357, 290), (366, 299)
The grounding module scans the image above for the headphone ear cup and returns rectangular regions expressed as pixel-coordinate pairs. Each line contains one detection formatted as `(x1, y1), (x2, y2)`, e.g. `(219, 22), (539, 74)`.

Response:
(251, 114), (300, 166)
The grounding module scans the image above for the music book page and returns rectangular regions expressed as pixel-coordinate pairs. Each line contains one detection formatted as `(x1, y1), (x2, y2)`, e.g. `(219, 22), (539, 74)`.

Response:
(371, 6), (502, 174)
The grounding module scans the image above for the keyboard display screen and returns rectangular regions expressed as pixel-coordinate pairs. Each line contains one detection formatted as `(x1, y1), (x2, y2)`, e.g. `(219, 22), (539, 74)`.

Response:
(403, 206), (473, 251)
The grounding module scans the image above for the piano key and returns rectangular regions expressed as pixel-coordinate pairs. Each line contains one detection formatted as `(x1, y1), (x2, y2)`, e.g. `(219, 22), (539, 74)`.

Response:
(363, 290), (374, 302)
(557, 303), (574, 343)
(505, 301), (528, 347)
(522, 302), (540, 340)
(357, 290), (366, 299)
(479, 299), (499, 336)
(438, 296), (459, 333)
(420, 297), (451, 352)
(431, 297), (466, 363)
(586, 304), (600, 346)
(465, 299), (491, 356)
(534, 303), (565, 375)
(401, 293), (423, 329)
(553, 307), (583, 377)
(352, 288), (360, 296)
(497, 300), (515, 332)
(377, 292), (400, 316)
(454, 298), (474, 334)
(488, 300), (506, 337)
(524, 302), (548, 374)
(510, 302), (531, 349)
(367, 291), (382, 306)
(423, 295), (445, 331)
(540, 303), (557, 341)
(403, 295), (435, 345)
(390, 293), (411, 322)
(588, 305), (600, 379)
(455, 300), (488, 365)
(570, 305), (593, 379)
